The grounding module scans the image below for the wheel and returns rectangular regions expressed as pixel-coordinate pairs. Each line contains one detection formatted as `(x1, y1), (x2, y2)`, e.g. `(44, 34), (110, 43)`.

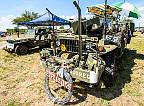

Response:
(15, 45), (28, 55)
(101, 54), (116, 88)
(116, 48), (124, 59)
(39, 45), (45, 51)
(45, 68), (73, 105)
(101, 71), (114, 88)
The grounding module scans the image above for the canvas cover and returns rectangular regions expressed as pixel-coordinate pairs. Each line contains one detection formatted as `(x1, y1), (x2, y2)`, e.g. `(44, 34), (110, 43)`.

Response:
(18, 11), (70, 26)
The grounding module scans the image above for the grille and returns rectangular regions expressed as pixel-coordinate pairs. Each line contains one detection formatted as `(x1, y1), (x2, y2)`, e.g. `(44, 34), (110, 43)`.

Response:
(59, 39), (87, 53)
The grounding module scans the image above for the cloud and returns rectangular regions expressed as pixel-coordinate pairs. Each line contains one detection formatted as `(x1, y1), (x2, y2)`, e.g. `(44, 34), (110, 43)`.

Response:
(0, 15), (16, 31)
(138, 6), (144, 11)
(60, 15), (76, 20)
(134, 6), (144, 27)
(60, 14), (93, 22)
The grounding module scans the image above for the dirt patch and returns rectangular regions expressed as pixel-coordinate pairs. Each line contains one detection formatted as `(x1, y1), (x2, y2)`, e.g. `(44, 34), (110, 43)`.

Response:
(0, 34), (144, 106)
(0, 41), (6, 49)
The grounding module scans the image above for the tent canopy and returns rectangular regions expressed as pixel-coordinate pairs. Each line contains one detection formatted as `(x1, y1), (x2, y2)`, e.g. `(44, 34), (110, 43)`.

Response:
(17, 10), (71, 26)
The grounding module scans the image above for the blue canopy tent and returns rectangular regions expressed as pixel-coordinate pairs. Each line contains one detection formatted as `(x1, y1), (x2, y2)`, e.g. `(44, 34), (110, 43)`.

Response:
(17, 9), (71, 26)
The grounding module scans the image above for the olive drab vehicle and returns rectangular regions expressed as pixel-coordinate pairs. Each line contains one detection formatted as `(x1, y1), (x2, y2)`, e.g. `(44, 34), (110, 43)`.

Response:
(5, 28), (51, 55)
(40, 1), (130, 105)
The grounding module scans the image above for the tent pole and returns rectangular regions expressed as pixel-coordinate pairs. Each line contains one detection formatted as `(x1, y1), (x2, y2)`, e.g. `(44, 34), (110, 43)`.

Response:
(17, 25), (20, 38)
(103, 0), (107, 40)
(52, 14), (54, 32)
(46, 8), (55, 32)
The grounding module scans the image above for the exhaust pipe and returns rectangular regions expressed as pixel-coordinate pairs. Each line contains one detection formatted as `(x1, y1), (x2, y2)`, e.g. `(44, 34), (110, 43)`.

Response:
(73, 1), (82, 62)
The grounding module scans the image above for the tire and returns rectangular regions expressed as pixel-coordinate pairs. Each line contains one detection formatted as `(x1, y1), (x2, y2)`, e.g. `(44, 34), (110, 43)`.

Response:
(45, 69), (73, 105)
(116, 48), (124, 59)
(15, 45), (28, 55)
(101, 71), (114, 88)
(39, 46), (45, 51)
(101, 54), (116, 88)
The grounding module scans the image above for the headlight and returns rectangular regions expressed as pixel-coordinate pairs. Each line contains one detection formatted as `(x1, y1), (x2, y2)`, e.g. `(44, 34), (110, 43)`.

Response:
(56, 40), (60, 46)
(112, 37), (118, 42)
(6, 43), (14, 49)
(86, 43), (91, 49)
(106, 35), (112, 41)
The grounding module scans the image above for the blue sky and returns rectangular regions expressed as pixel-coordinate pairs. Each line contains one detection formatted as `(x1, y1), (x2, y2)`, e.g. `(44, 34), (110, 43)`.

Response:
(0, 0), (144, 30)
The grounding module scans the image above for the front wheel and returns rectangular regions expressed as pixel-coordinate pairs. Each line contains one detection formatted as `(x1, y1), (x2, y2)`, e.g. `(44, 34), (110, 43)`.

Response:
(101, 71), (114, 88)
(101, 54), (116, 88)
(45, 69), (73, 105)
(15, 45), (28, 55)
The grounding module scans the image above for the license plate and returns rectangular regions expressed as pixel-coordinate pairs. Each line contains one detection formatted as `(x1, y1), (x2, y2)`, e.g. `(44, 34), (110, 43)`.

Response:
(46, 70), (73, 91)
(7, 43), (14, 49)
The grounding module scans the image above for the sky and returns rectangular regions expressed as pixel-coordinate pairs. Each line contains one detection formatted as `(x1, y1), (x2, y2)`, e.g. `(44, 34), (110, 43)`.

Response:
(0, 0), (144, 31)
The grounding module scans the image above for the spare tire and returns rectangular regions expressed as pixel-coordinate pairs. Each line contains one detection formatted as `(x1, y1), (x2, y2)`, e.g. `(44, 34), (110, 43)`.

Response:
(45, 68), (73, 105)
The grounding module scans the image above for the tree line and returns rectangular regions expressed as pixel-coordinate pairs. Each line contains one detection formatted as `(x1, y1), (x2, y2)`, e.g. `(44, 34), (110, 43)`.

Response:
(12, 10), (39, 24)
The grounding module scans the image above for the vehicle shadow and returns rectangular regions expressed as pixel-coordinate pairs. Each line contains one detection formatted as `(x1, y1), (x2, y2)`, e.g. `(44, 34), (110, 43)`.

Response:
(68, 49), (144, 105)
(28, 48), (41, 54)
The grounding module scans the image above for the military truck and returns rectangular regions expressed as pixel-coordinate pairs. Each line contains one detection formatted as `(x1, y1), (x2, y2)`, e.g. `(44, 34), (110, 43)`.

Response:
(40, 1), (130, 105)
(5, 28), (51, 55)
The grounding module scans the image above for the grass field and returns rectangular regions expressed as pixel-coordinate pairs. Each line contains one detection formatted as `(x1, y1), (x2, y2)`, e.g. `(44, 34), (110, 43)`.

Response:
(0, 37), (6, 42)
(0, 33), (144, 106)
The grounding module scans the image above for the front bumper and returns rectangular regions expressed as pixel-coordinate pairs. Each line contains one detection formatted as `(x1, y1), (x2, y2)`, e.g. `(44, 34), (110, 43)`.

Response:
(4, 43), (15, 52)
(4, 47), (14, 52)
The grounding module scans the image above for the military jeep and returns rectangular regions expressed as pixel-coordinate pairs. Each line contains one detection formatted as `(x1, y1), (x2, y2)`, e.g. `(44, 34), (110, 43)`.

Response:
(5, 28), (51, 55)
(40, 1), (130, 105)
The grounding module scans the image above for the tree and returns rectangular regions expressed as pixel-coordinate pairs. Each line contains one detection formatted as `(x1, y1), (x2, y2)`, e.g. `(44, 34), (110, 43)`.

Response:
(59, 26), (64, 29)
(12, 10), (39, 24)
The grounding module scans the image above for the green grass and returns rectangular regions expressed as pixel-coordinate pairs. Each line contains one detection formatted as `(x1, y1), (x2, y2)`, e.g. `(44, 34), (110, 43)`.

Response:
(0, 37), (4, 42)
(100, 99), (111, 106)
(6, 100), (31, 106)
(6, 100), (21, 106)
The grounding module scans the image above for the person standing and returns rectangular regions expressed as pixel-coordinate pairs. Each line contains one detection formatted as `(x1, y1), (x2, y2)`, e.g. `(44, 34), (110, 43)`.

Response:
(130, 23), (135, 37)
(126, 23), (131, 44)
